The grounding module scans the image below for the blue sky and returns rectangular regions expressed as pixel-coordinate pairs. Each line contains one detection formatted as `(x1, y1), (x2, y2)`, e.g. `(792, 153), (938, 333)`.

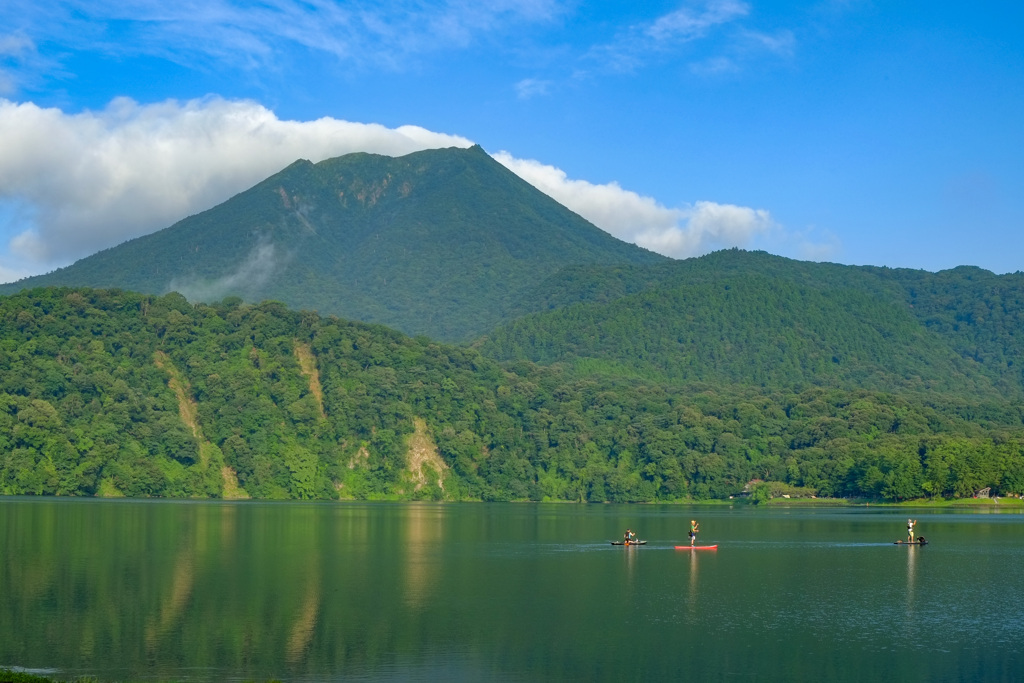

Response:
(1, 0), (1023, 283)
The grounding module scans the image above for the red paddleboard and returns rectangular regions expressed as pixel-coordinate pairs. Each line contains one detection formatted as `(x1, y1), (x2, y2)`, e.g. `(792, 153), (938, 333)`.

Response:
(675, 545), (717, 550)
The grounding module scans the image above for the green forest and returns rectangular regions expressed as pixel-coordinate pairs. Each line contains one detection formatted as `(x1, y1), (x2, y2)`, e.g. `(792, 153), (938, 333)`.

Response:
(482, 250), (1024, 398)
(2, 286), (1023, 503)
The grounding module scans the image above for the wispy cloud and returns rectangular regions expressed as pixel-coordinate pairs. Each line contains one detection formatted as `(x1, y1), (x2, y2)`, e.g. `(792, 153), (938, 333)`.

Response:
(645, 0), (750, 43)
(515, 77), (553, 99)
(0, 32), (50, 95)
(738, 28), (796, 57)
(689, 56), (739, 76)
(586, 0), (750, 73)
(170, 241), (281, 302)
(0, 0), (565, 76)
(0, 96), (472, 278)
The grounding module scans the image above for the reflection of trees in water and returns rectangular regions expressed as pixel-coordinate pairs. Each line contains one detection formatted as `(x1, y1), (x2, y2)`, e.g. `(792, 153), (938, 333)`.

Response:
(2, 503), (208, 670)
(143, 499), (225, 660)
(278, 506), (322, 667)
(286, 570), (321, 664)
(2, 505), (712, 679)
(403, 503), (444, 609)
(1, 502), (333, 676)
(5, 502), (614, 680)
(145, 548), (195, 660)
(5, 503), (645, 679)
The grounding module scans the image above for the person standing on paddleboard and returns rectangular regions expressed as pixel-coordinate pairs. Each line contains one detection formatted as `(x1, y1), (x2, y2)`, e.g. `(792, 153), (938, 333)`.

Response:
(907, 519), (917, 543)
(689, 520), (699, 546)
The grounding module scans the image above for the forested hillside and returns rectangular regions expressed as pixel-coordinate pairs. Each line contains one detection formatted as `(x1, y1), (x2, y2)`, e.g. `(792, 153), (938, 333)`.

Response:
(481, 250), (1024, 397)
(3, 287), (1023, 502)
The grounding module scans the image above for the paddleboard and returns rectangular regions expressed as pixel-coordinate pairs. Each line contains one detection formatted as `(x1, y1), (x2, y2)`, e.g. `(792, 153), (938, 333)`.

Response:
(674, 545), (718, 550)
(893, 540), (928, 545)
(610, 540), (647, 545)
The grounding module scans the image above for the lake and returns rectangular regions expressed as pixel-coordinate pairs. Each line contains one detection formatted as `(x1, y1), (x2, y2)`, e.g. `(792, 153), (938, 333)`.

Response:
(1, 499), (1022, 682)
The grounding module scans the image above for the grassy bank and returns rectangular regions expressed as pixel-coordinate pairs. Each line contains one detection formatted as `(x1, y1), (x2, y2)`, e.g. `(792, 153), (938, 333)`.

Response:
(757, 497), (852, 506)
(0, 671), (282, 683)
(888, 496), (1024, 508)
(737, 496), (1024, 508)
(0, 671), (90, 683)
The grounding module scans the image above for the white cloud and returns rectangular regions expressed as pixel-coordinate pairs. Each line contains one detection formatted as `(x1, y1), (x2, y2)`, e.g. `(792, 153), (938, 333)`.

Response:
(493, 151), (835, 260)
(0, 96), (472, 277)
(663, 200), (773, 254)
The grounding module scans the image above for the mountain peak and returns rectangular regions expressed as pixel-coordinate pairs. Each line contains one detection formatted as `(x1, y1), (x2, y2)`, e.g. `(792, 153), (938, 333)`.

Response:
(2, 146), (664, 340)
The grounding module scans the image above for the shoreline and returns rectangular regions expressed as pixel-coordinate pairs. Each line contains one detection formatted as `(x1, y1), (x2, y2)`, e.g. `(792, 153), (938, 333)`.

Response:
(0, 670), (282, 683)
(2, 494), (1022, 508)
(755, 497), (1024, 509)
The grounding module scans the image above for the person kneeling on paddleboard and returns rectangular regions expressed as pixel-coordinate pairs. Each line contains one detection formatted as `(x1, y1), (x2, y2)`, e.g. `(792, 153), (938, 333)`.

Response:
(689, 520), (699, 546)
(624, 529), (636, 544)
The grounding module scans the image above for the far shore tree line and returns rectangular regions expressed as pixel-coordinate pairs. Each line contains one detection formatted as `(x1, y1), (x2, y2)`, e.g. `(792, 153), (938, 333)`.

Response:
(2, 288), (1023, 503)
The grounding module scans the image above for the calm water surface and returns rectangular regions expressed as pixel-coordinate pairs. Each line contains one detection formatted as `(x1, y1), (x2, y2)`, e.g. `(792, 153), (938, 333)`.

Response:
(1, 499), (1022, 682)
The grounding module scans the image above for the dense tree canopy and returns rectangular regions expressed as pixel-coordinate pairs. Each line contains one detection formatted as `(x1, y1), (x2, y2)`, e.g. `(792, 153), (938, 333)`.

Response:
(482, 250), (1024, 398)
(2, 287), (1022, 502)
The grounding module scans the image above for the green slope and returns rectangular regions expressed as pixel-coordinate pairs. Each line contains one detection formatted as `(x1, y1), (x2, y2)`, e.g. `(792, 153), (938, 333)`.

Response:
(3, 287), (1024, 502)
(478, 250), (1024, 397)
(873, 264), (1024, 394)
(0, 146), (664, 341)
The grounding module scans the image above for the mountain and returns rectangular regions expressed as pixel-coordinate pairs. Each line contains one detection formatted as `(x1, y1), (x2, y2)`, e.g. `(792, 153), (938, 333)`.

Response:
(478, 249), (1024, 398)
(7, 146), (1023, 397)
(0, 146), (664, 341)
